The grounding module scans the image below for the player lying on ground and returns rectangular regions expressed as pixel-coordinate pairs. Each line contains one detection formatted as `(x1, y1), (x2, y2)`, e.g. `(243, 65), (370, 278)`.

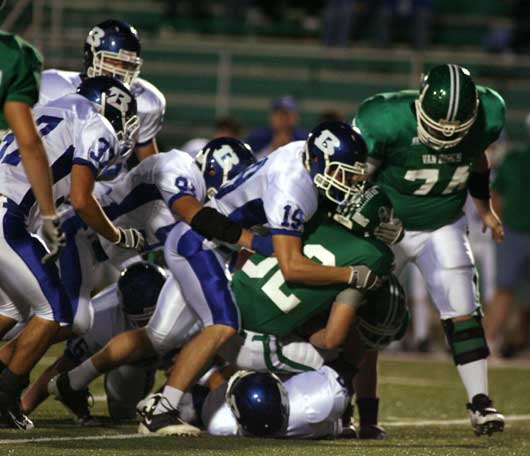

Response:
(0, 76), (141, 430)
(353, 63), (505, 436)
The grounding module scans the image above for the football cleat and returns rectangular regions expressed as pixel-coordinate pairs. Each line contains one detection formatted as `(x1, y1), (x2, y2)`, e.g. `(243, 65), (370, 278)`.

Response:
(467, 394), (505, 436)
(358, 424), (388, 440)
(48, 373), (93, 424)
(0, 392), (34, 430)
(137, 393), (200, 436)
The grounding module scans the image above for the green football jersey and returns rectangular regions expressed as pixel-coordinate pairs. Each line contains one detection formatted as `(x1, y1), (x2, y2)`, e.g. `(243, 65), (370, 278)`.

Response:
(354, 87), (505, 231)
(232, 215), (394, 337)
(0, 31), (43, 130)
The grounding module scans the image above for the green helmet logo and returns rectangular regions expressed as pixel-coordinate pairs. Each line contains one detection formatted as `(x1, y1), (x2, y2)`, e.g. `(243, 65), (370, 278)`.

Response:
(416, 64), (479, 150)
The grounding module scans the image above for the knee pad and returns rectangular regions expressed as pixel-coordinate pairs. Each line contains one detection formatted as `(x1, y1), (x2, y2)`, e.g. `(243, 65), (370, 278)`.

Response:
(441, 313), (489, 365)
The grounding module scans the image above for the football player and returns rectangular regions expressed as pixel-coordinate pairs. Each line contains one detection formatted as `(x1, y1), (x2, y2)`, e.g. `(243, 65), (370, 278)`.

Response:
(353, 63), (505, 436)
(0, 76), (142, 429)
(53, 137), (257, 336)
(0, 3), (65, 265)
(38, 19), (165, 165)
(23, 262), (167, 423)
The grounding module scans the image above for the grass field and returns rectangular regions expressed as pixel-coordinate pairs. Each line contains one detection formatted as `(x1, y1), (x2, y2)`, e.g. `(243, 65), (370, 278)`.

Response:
(1, 351), (529, 456)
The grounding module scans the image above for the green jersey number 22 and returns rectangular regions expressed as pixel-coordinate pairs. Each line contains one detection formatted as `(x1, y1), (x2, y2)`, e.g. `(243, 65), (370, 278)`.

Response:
(241, 244), (336, 313)
(404, 165), (469, 195)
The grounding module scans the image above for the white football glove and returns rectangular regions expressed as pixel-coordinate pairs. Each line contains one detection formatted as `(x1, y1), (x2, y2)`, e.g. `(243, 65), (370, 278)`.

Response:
(348, 265), (383, 291)
(40, 215), (66, 264)
(374, 211), (404, 245)
(113, 227), (144, 251)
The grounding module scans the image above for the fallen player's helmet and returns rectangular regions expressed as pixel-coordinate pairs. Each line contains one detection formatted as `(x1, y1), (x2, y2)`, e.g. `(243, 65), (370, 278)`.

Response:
(84, 19), (142, 85)
(195, 137), (256, 199)
(226, 370), (289, 437)
(416, 64), (479, 150)
(356, 275), (410, 350)
(332, 183), (394, 237)
(77, 75), (140, 159)
(305, 121), (368, 206)
(117, 261), (167, 326)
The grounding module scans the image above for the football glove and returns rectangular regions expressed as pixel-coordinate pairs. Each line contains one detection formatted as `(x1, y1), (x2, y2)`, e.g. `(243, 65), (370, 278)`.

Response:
(348, 265), (382, 291)
(41, 215), (66, 264)
(374, 211), (404, 245)
(113, 227), (144, 251)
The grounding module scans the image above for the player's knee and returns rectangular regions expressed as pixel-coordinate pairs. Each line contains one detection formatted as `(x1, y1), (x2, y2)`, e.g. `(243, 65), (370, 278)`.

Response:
(441, 313), (490, 365)
(205, 324), (237, 346)
(144, 326), (173, 356)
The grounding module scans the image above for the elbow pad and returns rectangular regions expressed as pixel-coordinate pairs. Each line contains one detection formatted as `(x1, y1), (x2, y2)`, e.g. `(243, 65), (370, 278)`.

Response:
(190, 207), (242, 244)
(468, 169), (490, 200)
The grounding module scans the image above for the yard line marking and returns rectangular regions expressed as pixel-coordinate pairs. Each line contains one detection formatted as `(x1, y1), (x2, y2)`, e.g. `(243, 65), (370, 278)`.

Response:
(0, 433), (164, 445)
(1, 415), (529, 444)
(381, 414), (530, 427)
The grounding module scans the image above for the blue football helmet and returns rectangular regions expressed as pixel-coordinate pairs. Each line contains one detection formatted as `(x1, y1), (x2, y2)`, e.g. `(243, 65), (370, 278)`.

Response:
(77, 75), (140, 158)
(84, 19), (142, 85)
(116, 261), (167, 326)
(226, 370), (289, 437)
(304, 121), (368, 206)
(195, 137), (256, 198)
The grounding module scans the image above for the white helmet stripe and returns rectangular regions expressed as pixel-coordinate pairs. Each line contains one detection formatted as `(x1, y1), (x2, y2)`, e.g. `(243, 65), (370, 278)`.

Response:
(451, 64), (461, 121)
(447, 64), (456, 121)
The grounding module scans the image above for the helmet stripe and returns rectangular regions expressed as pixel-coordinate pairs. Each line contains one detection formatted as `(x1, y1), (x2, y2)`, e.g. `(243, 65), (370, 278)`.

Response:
(451, 64), (461, 121)
(447, 64), (456, 121)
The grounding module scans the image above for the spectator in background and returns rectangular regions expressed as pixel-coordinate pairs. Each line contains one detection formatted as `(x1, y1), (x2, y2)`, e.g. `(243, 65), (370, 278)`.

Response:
(181, 116), (242, 157)
(484, 116), (530, 356)
(323, 0), (356, 47)
(245, 95), (308, 160)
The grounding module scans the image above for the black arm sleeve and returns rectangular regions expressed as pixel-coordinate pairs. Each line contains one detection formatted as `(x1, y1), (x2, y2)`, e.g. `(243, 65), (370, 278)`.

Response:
(190, 207), (242, 244)
(468, 169), (491, 200)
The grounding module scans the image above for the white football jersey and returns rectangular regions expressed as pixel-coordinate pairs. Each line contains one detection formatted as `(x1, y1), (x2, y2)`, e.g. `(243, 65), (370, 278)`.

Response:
(96, 149), (206, 263)
(202, 366), (349, 439)
(38, 69), (166, 145)
(207, 141), (318, 236)
(0, 94), (120, 218)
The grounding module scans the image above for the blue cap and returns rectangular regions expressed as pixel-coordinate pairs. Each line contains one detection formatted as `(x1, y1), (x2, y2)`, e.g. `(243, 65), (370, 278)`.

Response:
(271, 95), (298, 112)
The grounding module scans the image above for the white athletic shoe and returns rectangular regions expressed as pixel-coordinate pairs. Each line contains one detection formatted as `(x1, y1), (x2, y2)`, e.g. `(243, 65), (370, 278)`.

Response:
(467, 394), (505, 436)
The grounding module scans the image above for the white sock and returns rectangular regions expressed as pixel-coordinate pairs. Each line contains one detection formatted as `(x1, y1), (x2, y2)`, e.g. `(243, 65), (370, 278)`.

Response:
(68, 359), (100, 391)
(153, 385), (184, 415)
(457, 359), (488, 402)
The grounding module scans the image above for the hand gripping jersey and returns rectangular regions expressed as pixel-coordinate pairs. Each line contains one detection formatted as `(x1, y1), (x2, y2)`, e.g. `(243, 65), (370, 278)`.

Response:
(353, 87), (505, 231)
(202, 366), (349, 438)
(96, 149), (206, 263)
(207, 141), (318, 236)
(0, 93), (121, 219)
(0, 32), (42, 130)
(38, 69), (165, 146)
(232, 212), (394, 337)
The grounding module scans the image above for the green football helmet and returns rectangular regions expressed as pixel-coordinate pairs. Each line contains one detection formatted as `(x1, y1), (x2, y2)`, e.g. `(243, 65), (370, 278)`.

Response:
(355, 275), (410, 350)
(332, 183), (393, 237)
(416, 64), (479, 150)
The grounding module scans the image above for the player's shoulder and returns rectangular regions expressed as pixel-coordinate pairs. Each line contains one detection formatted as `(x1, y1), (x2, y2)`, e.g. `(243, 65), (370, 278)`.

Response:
(477, 85), (506, 134)
(0, 31), (42, 63)
(41, 69), (81, 87)
(131, 77), (166, 110)
(355, 90), (416, 137)
(268, 140), (306, 171)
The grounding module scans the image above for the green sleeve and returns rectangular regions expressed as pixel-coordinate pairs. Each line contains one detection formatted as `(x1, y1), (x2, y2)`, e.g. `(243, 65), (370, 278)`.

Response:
(5, 37), (42, 106)
(480, 86), (506, 146)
